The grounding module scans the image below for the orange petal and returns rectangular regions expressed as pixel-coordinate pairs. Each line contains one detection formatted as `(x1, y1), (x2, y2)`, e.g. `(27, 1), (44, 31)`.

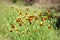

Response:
(26, 18), (31, 22)
(28, 16), (34, 19)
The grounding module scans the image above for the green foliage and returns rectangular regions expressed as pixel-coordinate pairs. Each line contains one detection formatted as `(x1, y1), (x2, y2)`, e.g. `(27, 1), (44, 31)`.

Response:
(0, 3), (60, 40)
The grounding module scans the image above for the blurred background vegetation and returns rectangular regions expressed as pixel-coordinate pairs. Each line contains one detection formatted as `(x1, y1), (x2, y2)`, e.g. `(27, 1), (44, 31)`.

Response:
(0, 0), (60, 40)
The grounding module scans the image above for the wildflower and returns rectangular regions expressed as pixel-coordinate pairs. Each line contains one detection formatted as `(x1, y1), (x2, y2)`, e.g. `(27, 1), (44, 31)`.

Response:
(42, 18), (46, 21)
(26, 16), (34, 21)
(48, 24), (51, 29)
(19, 12), (22, 15)
(40, 22), (43, 26)
(28, 16), (34, 19)
(46, 9), (50, 13)
(16, 29), (18, 32)
(16, 18), (22, 23)
(12, 24), (15, 29)
(9, 29), (13, 32)
(19, 23), (22, 26)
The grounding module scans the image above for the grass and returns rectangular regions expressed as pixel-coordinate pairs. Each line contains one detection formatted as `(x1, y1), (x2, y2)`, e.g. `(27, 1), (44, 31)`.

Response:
(0, 2), (60, 40)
